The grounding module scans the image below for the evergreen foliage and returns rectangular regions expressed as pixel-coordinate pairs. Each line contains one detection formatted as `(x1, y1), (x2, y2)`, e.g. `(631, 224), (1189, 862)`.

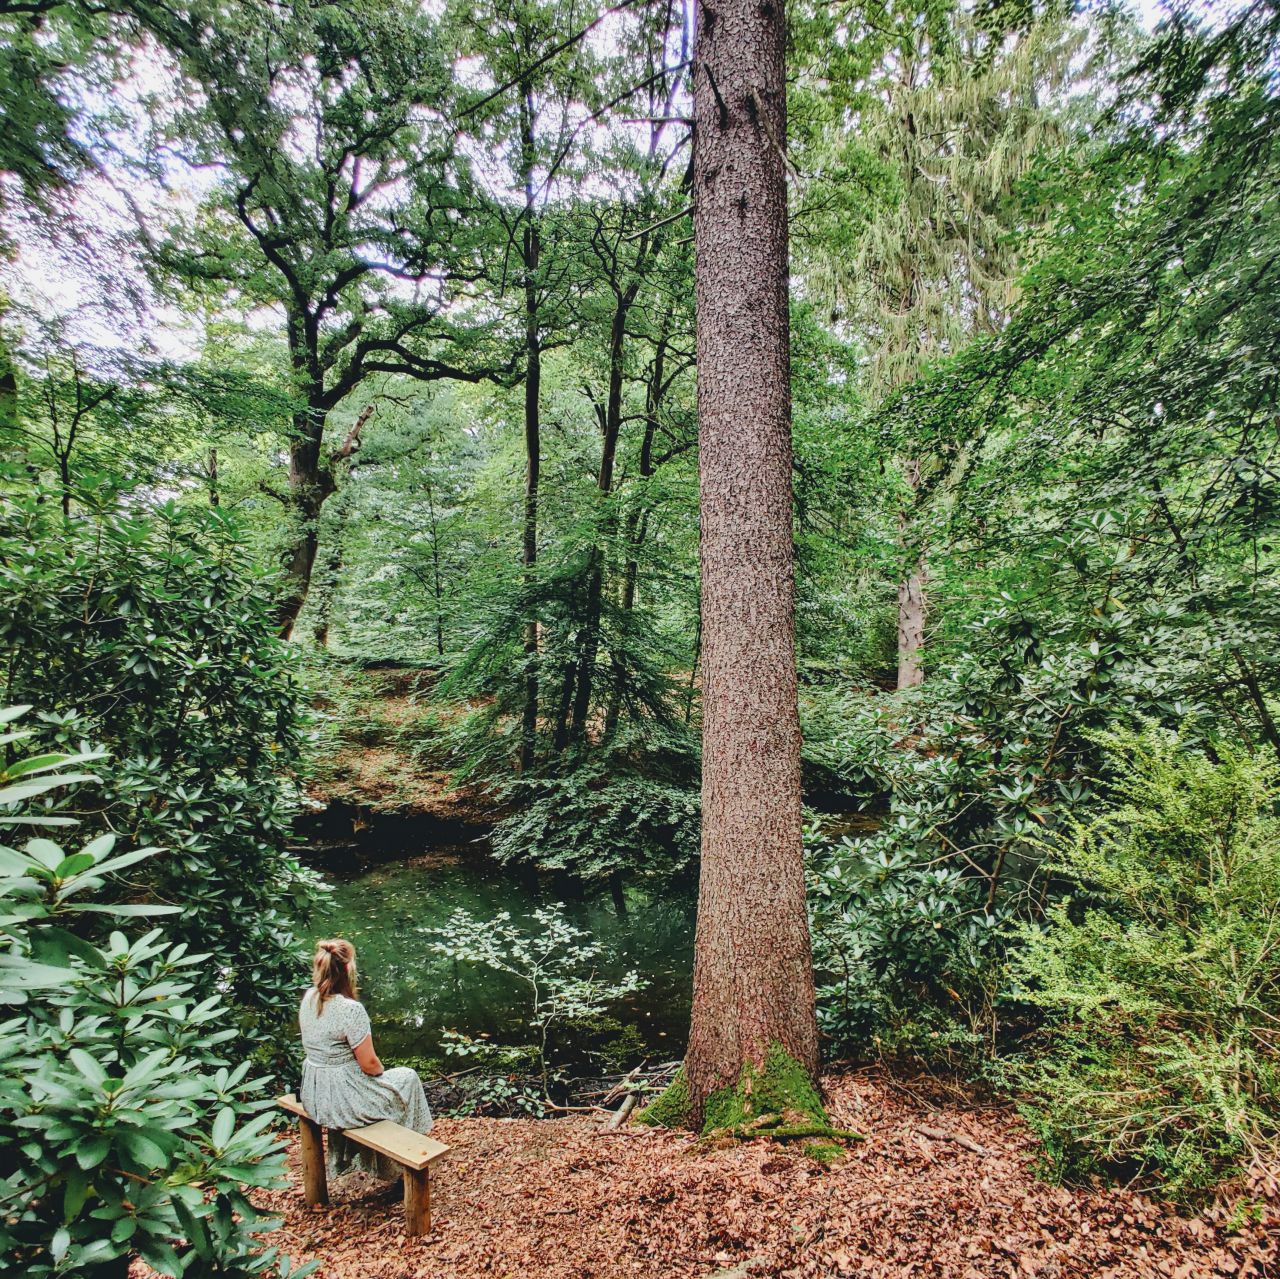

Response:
(1009, 726), (1280, 1200)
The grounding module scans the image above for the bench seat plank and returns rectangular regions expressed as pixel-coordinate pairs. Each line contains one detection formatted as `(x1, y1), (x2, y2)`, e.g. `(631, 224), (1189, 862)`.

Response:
(277, 1094), (308, 1120)
(346, 1120), (450, 1171)
(276, 1094), (450, 1171)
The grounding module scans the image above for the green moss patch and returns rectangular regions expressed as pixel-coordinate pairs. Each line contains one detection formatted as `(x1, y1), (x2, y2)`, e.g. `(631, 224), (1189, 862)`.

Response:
(801, 1140), (846, 1164)
(700, 1044), (864, 1153)
(636, 1068), (691, 1129)
(635, 1049), (863, 1160)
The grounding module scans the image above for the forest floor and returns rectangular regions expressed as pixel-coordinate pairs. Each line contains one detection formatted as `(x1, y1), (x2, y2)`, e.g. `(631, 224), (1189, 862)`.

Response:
(193, 1069), (1276, 1279)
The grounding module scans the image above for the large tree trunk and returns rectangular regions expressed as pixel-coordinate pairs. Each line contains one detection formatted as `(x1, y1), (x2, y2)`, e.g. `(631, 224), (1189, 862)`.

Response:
(312, 497), (348, 649)
(276, 395), (372, 640)
(276, 406), (327, 639)
(683, 0), (818, 1125)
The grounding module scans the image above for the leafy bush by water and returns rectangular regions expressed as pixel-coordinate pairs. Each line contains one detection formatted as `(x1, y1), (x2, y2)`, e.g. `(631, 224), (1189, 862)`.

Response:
(0, 713), (312, 1279)
(432, 906), (647, 1099)
(0, 480), (325, 1063)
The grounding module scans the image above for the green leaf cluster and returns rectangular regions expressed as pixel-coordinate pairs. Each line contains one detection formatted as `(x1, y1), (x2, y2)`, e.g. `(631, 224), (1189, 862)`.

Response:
(0, 477), (326, 1064)
(0, 714), (315, 1278)
(1007, 725), (1280, 1200)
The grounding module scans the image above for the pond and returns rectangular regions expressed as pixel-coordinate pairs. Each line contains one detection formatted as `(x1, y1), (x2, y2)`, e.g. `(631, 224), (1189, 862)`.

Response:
(305, 835), (697, 1075)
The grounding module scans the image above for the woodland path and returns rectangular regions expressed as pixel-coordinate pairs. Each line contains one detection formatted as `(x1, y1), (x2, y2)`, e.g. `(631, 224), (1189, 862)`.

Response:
(143, 1070), (1276, 1279)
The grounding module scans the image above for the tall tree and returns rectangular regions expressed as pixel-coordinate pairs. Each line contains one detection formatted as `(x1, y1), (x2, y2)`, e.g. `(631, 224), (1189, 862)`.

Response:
(683, 0), (819, 1121)
(554, 5), (692, 751)
(796, 0), (1083, 686)
(447, 0), (595, 766)
(131, 0), (508, 637)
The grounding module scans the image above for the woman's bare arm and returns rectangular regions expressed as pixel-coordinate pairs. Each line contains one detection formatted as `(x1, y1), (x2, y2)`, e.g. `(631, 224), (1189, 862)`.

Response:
(352, 1033), (385, 1076)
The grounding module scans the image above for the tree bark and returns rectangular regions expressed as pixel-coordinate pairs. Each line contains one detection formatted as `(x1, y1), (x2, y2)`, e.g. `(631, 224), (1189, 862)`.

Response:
(683, 0), (819, 1124)
(520, 85), (542, 772)
(275, 404), (328, 639)
(896, 566), (926, 688)
(896, 458), (926, 688)
(276, 395), (373, 640)
(313, 499), (348, 650)
(276, 309), (331, 639)
(604, 331), (667, 738)
(423, 470), (446, 657)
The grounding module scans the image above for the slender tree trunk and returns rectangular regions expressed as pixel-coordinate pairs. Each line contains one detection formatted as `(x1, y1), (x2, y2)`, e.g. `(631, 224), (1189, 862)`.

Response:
(604, 333), (666, 738)
(0, 330), (16, 432)
(683, 0), (818, 1124)
(520, 86), (542, 772)
(422, 472), (446, 657)
(895, 458), (926, 688)
(621, 332), (666, 613)
(896, 566), (926, 687)
(568, 297), (631, 742)
(59, 455), (72, 520)
(609, 870), (628, 916)
(551, 659), (576, 753)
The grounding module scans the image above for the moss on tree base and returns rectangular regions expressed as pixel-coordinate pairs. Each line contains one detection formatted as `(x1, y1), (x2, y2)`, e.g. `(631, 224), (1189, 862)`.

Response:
(638, 1046), (864, 1161)
(636, 1068), (691, 1129)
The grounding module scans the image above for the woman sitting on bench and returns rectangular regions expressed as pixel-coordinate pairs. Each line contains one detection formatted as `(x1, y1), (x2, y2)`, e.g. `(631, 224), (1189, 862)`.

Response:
(299, 938), (433, 1180)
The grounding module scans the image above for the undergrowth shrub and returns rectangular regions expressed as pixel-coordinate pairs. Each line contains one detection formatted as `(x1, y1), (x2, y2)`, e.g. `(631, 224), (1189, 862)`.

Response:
(0, 479), (325, 1063)
(0, 712), (313, 1278)
(808, 814), (1002, 1067)
(488, 724), (700, 883)
(1008, 726), (1280, 1200)
(804, 592), (1207, 1065)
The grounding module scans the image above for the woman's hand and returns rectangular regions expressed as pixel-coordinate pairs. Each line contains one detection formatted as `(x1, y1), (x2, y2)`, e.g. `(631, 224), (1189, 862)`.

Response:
(352, 1033), (385, 1077)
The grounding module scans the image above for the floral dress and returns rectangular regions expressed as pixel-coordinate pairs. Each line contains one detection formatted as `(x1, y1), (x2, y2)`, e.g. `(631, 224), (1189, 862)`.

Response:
(297, 988), (433, 1179)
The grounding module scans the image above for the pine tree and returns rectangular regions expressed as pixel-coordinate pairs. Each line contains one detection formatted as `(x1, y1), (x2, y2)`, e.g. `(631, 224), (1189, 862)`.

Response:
(683, 0), (819, 1124)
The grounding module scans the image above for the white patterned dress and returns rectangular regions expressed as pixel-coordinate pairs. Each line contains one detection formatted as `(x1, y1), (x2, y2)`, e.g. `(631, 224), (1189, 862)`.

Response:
(297, 988), (433, 1179)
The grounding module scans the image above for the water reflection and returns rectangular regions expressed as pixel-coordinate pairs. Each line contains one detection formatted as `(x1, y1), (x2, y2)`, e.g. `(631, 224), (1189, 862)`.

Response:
(308, 845), (696, 1067)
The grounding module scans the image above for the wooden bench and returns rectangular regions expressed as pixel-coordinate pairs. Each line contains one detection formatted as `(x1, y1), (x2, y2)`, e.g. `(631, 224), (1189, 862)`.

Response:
(277, 1094), (450, 1235)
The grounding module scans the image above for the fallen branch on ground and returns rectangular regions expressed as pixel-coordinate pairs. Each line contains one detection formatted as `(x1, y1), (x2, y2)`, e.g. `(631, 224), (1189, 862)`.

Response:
(916, 1126), (990, 1156)
(721, 1124), (865, 1144)
(604, 1093), (640, 1132)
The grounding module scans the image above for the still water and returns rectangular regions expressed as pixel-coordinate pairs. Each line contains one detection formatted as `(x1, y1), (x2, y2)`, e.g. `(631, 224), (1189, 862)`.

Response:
(307, 843), (697, 1069)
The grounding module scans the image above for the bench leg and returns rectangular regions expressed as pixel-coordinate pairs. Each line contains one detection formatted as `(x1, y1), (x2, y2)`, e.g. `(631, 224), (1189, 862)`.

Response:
(298, 1116), (328, 1206)
(403, 1166), (430, 1235)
